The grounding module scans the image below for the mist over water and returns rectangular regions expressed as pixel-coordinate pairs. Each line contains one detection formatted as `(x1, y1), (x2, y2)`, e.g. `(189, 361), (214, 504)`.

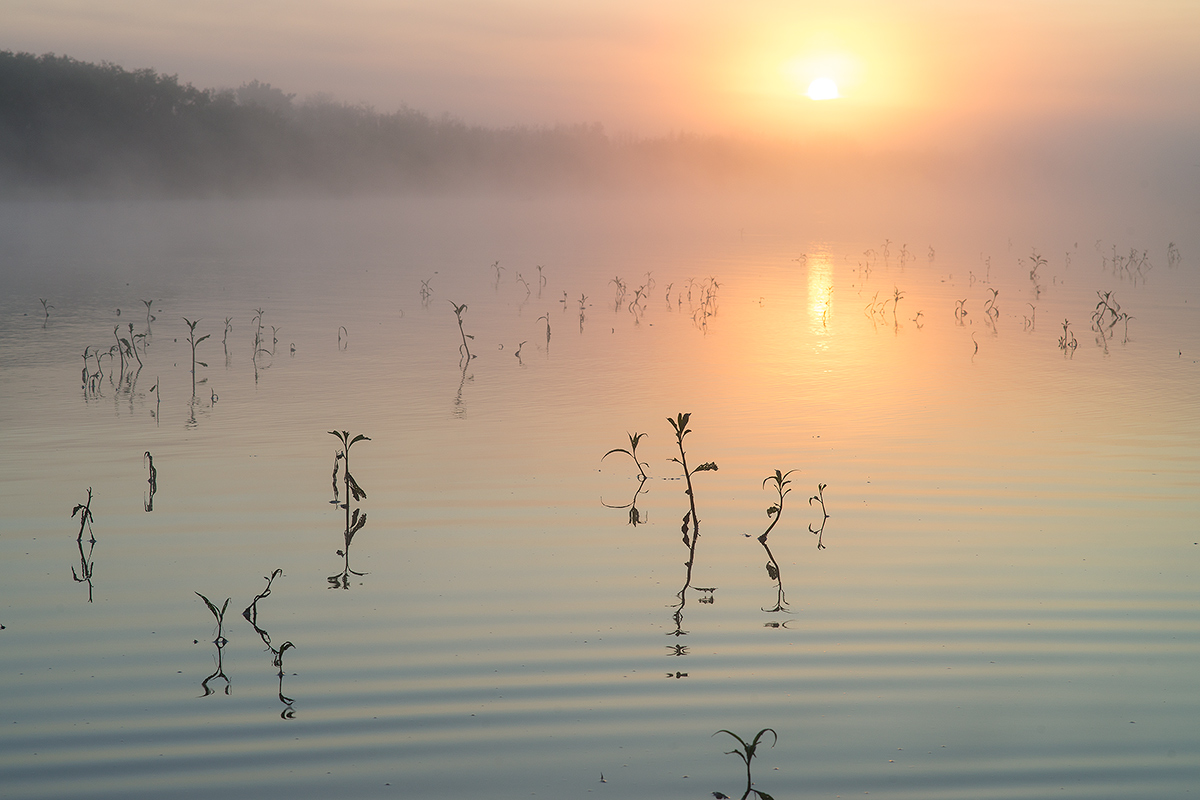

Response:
(1, 180), (1197, 799)
(3, 1), (1199, 791)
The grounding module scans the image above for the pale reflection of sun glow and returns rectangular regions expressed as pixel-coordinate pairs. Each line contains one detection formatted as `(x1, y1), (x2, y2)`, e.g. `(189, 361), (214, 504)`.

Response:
(808, 254), (835, 337)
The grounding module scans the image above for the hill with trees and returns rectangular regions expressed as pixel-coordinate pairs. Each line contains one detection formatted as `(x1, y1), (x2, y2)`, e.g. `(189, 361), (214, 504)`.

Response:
(0, 51), (787, 196)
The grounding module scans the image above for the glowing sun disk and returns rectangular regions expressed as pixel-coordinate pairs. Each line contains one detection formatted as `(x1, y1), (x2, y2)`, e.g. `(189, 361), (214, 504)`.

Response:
(806, 77), (840, 100)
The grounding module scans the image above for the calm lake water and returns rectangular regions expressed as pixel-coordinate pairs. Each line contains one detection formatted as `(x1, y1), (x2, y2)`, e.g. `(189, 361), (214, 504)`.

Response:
(1, 192), (1198, 799)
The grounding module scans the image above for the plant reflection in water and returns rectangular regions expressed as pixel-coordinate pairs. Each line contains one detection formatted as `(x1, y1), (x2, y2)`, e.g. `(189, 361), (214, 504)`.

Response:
(243, 569), (297, 719)
(328, 430), (370, 589)
(70, 488), (97, 602)
(602, 478), (648, 526)
(196, 592), (231, 697)
(601, 431), (651, 525)
(808, 483), (830, 550)
(667, 413), (718, 656)
(755, 470), (797, 613)
(143, 451), (157, 511)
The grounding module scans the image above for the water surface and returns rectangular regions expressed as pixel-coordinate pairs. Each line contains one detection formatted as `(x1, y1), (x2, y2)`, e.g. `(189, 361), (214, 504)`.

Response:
(1, 194), (1197, 799)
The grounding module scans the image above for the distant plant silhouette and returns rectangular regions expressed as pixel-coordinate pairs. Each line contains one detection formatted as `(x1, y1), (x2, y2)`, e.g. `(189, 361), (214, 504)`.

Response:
(954, 299), (968, 324)
(691, 277), (721, 332)
(39, 298), (53, 326)
(141, 299), (156, 332)
(1058, 319), (1078, 356)
(610, 276), (627, 311)
(1028, 250), (1046, 298)
(149, 376), (160, 421)
(1091, 290), (1125, 351)
(1167, 242), (1181, 269)
(984, 288), (999, 319)
(450, 301), (474, 361)
(713, 728), (778, 800)
(182, 317), (209, 397)
(537, 313), (551, 354)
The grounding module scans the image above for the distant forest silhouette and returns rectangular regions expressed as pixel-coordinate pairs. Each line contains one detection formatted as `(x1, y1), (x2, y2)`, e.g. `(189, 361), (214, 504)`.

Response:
(0, 51), (816, 196)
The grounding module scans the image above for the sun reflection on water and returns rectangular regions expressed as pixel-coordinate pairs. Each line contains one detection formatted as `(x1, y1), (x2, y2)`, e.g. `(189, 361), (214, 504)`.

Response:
(807, 252), (835, 340)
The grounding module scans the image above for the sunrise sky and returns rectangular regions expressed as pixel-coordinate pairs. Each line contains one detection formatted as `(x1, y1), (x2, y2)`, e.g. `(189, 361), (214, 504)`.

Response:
(4, 0), (1198, 156)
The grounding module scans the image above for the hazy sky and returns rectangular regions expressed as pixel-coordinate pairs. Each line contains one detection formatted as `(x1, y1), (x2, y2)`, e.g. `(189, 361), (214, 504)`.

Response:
(4, 0), (1198, 152)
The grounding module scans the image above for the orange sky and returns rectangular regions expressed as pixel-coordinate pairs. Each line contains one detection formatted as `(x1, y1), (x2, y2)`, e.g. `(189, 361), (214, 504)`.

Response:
(4, 0), (1197, 153)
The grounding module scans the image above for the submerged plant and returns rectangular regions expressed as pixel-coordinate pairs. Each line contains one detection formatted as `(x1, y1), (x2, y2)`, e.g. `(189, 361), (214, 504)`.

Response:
(72, 487), (95, 543)
(1058, 319), (1078, 356)
(610, 276), (627, 311)
(252, 308), (267, 357)
(149, 376), (160, 422)
(39, 298), (53, 325)
(645, 414), (721, 645)
(1167, 242), (1181, 269)
(537, 313), (551, 354)
(141, 299), (157, 332)
(196, 592), (231, 696)
(691, 277), (721, 332)
(449, 301), (474, 361)
(670, 413), (718, 554)
(328, 430), (370, 588)
(196, 592), (230, 642)
(144, 451), (157, 512)
(984, 288), (999, 318)
(329, 430), (369, 506)
(601, 432), (651, 524)
(756, 470), (797, 612)
(713, 728), (778, 800)
(242, 569), (296, 716)
(809, 483), (830, 550)
(954, 298), (968, 324)
(182, 317), (209, 397)
(603, 432), (650, 481)
(71, 488), (97, 601)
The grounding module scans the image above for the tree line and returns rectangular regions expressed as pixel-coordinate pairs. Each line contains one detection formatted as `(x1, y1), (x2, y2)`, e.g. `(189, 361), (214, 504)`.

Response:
(0, 50), (786, 196)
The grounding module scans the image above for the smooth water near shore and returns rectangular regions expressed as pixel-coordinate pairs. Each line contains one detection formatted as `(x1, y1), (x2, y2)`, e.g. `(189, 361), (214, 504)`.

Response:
(1, 194), (1198, 799)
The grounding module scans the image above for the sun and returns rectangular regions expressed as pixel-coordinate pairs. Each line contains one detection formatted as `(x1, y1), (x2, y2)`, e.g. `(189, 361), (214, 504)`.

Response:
(806, 76), (840, 100)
